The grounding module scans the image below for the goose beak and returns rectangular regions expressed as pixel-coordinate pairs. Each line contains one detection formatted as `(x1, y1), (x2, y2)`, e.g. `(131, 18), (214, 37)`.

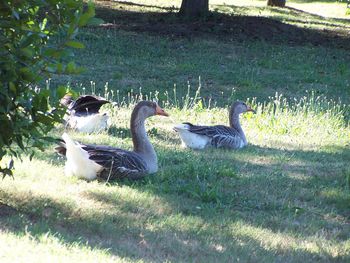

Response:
(156, 105), (169, 117)
(246, 106), (256, 114)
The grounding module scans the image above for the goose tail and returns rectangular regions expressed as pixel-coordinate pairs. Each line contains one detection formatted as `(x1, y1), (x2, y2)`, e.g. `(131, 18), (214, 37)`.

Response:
(60, 133), (101, 180)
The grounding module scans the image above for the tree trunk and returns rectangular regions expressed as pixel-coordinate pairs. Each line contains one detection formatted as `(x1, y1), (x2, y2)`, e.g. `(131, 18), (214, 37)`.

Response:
(179, 0), (209, 17)
(267, 0), (286, 7)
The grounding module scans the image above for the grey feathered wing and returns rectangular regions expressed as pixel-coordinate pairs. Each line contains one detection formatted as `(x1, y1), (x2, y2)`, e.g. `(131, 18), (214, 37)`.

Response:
(81, 144), (148, 180)
(184, 122), (244, 149)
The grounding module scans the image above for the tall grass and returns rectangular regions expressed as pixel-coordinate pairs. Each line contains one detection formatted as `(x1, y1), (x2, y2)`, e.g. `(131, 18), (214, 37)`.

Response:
(52, 77), (349, 152)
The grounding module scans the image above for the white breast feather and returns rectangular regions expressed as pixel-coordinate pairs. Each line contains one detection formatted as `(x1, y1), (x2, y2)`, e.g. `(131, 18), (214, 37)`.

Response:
(62, 133), (102, 180)
(174, 124), (211, 150)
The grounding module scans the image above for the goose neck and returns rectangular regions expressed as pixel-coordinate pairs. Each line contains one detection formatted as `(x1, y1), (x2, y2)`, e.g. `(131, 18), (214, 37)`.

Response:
(131, 117), (158, 173)
(229, 111), (247, 145)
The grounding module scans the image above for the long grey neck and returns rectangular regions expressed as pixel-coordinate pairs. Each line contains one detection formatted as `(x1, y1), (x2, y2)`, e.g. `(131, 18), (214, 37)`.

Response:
(229, 110), (247, 145)
(131, 117), (158, 173)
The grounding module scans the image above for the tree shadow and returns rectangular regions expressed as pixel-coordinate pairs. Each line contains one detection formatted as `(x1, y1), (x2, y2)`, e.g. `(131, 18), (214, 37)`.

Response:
(93, 1), (350, 50)
(110, 0), (177, 12)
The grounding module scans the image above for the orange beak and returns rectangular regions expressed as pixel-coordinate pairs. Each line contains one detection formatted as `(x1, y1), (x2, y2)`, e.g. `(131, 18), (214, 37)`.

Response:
(156, 105), (169, 117)
(246, 106), (256, 114)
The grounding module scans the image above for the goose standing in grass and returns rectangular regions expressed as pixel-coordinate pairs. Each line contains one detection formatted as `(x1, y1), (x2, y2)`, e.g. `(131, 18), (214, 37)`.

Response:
(174, 101), (255, 150)
(61, 94), (110, 133)
(55, 101), (169, 181)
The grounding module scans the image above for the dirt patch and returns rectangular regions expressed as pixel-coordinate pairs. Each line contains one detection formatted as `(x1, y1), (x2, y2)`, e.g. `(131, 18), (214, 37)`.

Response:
(94, 5), (350, 50)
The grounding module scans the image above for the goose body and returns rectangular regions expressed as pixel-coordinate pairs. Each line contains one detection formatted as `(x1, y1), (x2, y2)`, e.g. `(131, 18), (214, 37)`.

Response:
(173, 123), (211, 149)
(174, 101), (255, 150)
(61, 94), (110, 133)
(56, 101), (169, 181)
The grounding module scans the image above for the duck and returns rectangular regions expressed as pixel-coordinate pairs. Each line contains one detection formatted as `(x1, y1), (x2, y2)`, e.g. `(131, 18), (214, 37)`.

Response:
(173, 101), (255, 150)
(61, 94), (111, 133)
(55, 101), (169, 181)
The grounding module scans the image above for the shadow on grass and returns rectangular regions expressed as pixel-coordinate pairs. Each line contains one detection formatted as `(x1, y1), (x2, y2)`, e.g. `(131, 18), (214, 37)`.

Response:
(93, 1), (350, 50)
(1, 141), (349, 260)
(110, 0), (177, 11)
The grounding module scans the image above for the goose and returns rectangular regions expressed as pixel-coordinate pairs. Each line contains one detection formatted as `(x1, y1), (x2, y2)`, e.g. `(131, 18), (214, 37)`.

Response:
(174, 101), (255, 150)
(55, 101), (169, 181)
(61, 94), (111, 133)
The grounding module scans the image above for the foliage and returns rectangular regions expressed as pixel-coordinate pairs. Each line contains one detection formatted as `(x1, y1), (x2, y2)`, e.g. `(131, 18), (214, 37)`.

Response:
(0, 0), (97, 176)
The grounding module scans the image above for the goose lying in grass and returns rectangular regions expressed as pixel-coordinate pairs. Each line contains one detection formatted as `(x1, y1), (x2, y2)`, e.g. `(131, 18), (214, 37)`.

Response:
(55, 101), (169, 181)
(174, 101), (255, 150)
(61, 94), (110, 133)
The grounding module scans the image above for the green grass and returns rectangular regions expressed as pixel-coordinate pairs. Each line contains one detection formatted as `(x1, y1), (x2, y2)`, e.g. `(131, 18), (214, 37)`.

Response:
(1, 92), (349, 262)
(1, 1), (350, 262)
(55, 27), (350, 106)
(51, 0), (350, 106)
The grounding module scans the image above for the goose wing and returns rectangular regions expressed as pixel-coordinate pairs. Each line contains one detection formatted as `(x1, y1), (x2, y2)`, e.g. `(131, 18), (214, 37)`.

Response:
(184, 122), (239, 137)
(70, 95), (110, 116)
(184, 122), (243, 148)
(211, 134), (244, 148)
(81, 144), (147, 180)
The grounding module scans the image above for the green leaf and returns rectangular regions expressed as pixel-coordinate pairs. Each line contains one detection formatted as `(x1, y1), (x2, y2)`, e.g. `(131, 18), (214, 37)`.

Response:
(40, 18), (47, 30)
(9, 82), (16, 94)
(20, 47), (34, 58)
(20, 34), (39, 48)
(65, 40), (85, 49)
(19, 67), (35, 81)
(87, 17), (104, 26)
(57, 85), (68, 99)
(65, 61), (76, 74)
(16, 135), (24, 150)
(56, 63), (63, 74)
(43, 48), (63, 59)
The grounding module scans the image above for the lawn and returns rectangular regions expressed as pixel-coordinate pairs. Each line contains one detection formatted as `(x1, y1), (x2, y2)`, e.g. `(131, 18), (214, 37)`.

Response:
(0, 0), (350, 262)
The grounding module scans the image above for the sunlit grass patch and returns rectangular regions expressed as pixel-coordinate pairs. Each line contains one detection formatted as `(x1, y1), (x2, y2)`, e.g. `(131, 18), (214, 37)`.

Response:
(0, 230), (131, 263)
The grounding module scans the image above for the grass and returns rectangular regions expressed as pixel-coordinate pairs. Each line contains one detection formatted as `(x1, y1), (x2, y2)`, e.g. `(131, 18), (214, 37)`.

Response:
(1, 91), (349, 262)
(51, 0), (350, 106)
(55, 27), (350, 106)
(1, 0), (350, 262)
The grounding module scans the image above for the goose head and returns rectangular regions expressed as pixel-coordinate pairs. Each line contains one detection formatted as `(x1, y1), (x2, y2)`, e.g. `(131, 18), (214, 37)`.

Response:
(231, 101), (256, 115)
(131, 101), (169, 122)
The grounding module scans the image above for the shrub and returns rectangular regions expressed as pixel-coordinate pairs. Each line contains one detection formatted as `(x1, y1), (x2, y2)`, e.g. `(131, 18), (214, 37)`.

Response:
(0, 0), (96, 176)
